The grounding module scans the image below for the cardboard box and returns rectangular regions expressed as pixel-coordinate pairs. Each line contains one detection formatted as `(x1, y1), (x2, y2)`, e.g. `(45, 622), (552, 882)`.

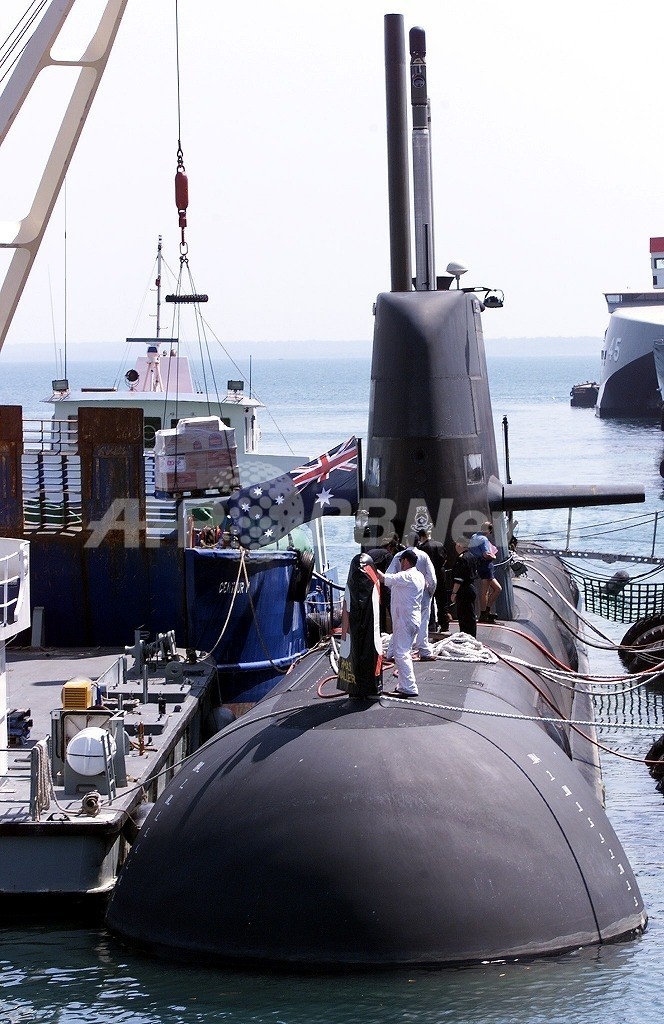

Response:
(154, 449), (239, 494)
(154, 418), (237, 457)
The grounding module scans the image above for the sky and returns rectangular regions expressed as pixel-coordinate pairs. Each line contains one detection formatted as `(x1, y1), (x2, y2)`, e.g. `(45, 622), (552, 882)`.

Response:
(1, 0), (664, 359)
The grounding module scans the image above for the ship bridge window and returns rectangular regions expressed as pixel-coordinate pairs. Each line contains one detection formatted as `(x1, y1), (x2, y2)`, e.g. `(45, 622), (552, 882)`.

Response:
(144, 417), (162, 448)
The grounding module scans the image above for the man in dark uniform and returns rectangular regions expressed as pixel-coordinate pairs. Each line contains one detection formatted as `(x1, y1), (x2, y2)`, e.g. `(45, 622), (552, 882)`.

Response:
(450, 540), (477, 638)
(416, 529), (449, 631)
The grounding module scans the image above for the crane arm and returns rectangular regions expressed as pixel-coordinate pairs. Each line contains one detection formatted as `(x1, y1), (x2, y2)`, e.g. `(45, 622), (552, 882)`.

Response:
(0, 0), (129, 351)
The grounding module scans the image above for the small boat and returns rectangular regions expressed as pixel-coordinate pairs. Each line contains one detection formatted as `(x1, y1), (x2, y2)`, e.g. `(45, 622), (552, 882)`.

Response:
(1, 619), (220, 899)
(570, 380), (599, 407)
(43, 238), (265, 474)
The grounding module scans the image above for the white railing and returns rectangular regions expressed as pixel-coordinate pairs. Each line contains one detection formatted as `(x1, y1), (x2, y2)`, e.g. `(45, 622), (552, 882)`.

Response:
(0, 538), (30, 639)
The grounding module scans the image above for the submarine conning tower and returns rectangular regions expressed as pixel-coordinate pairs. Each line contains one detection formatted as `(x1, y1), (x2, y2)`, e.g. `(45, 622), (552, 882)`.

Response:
(365, 288), (500, 542)
(363, 16), (500, 550)
(364, 15), (644, 576)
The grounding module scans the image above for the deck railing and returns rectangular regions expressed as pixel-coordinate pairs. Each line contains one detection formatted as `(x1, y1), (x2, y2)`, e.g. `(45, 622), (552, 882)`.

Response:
(0, 539), (30, 638)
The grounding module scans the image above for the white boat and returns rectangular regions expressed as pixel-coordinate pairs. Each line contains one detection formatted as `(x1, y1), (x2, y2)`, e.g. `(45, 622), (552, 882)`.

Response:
(42, 239), (266, 473)
(595, 237), (664, 417)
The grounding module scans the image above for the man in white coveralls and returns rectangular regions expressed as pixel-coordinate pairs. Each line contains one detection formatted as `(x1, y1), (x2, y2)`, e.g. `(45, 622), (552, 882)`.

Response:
(377, 549), (425, 697)
(384, 543), (437, 659)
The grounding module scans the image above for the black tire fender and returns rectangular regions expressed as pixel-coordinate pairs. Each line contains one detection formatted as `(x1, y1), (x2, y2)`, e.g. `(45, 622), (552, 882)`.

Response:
(619, 612), (664, 668)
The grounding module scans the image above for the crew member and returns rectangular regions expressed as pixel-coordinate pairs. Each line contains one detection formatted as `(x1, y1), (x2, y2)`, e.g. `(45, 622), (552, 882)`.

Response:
(385, 543), (437, 659)
(416, 528), (449, 631)
(469, 521), (502, 623)
(377, 549), (424, 697)
(450, 540), (478, 638)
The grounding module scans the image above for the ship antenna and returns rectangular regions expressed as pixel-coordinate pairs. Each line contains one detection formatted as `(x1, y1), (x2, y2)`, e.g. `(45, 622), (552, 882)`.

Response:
(409, 26), (435, 290)
(155, 235), (163, 339)
(384, 15), (412, 292)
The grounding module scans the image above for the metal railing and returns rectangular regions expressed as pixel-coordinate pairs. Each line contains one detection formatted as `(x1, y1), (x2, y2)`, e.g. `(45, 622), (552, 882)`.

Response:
(0, 538), (30, 637)
(521, 507), (664, 564)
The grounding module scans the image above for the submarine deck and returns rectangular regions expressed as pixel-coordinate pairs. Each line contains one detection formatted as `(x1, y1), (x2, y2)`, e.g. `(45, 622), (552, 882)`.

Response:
(275, 574), (603, 806)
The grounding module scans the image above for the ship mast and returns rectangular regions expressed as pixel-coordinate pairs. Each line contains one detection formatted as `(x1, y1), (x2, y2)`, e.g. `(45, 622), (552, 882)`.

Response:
(156, 235), (163, 339)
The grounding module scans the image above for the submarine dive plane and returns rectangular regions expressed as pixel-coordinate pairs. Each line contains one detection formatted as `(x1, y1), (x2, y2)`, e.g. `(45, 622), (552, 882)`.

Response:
(106, 17), (647, 967)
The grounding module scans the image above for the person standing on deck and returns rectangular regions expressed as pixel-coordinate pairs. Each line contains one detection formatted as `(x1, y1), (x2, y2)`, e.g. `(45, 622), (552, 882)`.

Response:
(384, 544), (437, 659)
(469, 521), (502, 622)
(450, 540), (478, 638)
(377, 549), (424, 697)
(416, 528), (449, 631)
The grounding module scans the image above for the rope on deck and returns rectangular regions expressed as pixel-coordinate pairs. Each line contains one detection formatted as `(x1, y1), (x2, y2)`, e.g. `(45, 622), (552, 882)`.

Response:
(29, 739), (52, 821)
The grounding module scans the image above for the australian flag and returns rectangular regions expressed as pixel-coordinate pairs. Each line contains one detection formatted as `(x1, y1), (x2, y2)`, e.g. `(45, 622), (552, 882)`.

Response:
(225, 436), (360, 549)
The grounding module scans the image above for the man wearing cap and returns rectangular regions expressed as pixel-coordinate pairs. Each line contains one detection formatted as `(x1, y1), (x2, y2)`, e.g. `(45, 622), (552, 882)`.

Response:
(376, 548), (424, 697)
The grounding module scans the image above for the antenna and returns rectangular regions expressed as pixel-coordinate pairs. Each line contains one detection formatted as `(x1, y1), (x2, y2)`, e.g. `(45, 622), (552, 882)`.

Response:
(446, 260), (469, 289)
(409, 26), (435, 291)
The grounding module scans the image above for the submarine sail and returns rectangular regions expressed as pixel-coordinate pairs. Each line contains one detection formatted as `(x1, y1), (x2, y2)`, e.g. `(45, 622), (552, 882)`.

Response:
(106, 15), (647, 967)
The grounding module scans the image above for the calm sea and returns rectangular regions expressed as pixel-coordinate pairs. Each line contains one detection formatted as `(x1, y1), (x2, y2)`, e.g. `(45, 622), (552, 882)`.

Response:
(1, 351), (663, 1024)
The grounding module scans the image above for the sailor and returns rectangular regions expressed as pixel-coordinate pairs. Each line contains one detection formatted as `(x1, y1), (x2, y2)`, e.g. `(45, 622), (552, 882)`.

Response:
(450, 540), (478, 638)
(416, 528), (449, 631)
(377, 548), (424, 697)
(385, 543), (437, 658)
(468, 521), (502, 623)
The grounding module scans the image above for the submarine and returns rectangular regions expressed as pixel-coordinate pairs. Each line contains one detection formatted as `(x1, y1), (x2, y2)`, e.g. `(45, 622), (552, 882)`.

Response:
(106, 16), (647, 967)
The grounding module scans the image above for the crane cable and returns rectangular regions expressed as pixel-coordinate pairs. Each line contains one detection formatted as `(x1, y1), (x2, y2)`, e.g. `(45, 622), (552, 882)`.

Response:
(174, 0), (189, 253)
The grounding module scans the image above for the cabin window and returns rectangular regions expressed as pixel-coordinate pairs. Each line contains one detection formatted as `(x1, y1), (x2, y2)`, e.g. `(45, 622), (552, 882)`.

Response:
(654, 258), (664, 269)
(144, 417), (162, 448)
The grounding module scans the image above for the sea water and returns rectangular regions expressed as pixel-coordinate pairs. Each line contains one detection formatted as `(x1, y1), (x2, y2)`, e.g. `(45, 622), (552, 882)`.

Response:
(0, 352), (663, 1024)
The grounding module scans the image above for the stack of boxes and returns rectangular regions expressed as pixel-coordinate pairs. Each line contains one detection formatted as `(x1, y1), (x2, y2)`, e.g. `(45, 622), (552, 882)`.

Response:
(154, 417), (239, 495)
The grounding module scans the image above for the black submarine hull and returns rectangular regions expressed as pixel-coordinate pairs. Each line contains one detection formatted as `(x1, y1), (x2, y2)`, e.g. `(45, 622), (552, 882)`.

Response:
(106, 553), (645, 966)
(105, 14), (646, 967)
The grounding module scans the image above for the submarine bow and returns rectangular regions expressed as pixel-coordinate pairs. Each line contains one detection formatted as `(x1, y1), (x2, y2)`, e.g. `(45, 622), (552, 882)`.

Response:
(106, 642), (645, 966)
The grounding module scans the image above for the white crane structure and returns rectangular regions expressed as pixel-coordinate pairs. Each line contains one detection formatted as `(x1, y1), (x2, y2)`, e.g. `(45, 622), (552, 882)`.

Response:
(0, 0), (129, 351)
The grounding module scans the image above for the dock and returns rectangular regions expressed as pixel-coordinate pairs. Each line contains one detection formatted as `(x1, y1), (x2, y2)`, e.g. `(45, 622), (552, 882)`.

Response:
(0, 636), (218, 897)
